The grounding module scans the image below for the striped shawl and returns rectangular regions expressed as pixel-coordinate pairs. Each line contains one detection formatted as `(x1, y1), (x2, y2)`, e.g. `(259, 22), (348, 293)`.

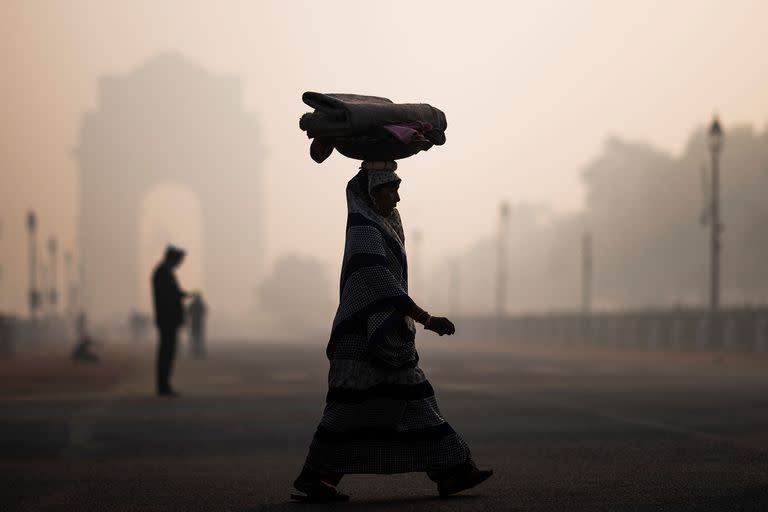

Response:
(327, 170), (418, 368)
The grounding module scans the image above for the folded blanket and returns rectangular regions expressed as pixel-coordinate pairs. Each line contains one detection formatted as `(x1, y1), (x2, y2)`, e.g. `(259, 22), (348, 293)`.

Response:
(300, 92), (447, 139)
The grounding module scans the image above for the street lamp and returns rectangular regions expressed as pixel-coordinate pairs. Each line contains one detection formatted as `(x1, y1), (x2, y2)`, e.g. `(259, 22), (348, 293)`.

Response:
(48, 237), (58, 314)
(26, 211), (40, 318)
(581, 232), (593, 315)
(496, 202), (510, 318)
(64, 251), (73, 316)
(581, 231), (593, 344)
(707, 115), (724, 346)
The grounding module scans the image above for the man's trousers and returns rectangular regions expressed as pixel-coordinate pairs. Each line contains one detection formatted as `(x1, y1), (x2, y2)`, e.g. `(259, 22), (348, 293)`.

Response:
(156, 325), (178, 393)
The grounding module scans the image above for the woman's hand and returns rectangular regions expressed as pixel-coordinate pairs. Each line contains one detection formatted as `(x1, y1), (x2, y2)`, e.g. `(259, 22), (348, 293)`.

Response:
(425, 316), (455, 336)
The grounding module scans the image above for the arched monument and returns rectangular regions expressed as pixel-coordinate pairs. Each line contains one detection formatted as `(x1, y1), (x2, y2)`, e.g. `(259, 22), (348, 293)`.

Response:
(77, 54), (262, 330)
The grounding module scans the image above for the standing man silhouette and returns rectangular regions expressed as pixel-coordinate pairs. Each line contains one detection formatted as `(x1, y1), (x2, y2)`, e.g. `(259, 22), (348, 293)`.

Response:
(151, 245), (187, 397)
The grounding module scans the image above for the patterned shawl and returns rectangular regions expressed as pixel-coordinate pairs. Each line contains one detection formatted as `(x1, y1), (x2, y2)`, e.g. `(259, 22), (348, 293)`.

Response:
(327, 169), (417, 368)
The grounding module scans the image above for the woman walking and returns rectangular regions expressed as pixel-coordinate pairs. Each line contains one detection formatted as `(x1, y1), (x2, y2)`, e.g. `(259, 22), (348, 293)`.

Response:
(292, 161), (492, 502)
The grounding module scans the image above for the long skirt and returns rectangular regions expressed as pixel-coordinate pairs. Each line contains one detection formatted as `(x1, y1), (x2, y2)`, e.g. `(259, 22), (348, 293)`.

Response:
(303, 358), (473, 474)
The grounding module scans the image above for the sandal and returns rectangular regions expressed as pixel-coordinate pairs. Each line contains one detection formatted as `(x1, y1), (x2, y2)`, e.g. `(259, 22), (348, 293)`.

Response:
(290, 480), (350, 503)
(437, 465), (494, 497)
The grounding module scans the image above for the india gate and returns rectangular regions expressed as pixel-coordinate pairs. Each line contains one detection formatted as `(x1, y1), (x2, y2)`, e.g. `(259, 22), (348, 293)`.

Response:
(76, 54), (262, 331)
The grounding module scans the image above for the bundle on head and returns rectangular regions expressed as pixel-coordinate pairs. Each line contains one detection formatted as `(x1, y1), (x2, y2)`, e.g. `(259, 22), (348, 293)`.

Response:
(299, 92), (447, 164)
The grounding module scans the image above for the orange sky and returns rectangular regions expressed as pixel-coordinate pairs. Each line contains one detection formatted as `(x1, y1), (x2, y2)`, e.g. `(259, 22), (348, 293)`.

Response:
(1, 0), (767, 315)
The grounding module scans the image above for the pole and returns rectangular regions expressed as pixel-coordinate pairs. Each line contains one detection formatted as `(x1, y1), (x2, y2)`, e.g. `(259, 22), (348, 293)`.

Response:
(48, 237), (58, 315)
(582, 232), (592, 314)
(710, 142), (721, 346)
(40, 263), (48, 316)
(582, 232), (593, 344)
(64, 251), (73, 317)
(497, 202), (510, 318)
(78, 259), (84, 315)
(26, 211), (39, 318)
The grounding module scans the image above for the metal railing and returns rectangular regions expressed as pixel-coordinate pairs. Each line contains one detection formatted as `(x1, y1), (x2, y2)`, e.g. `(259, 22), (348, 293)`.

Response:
(457, 307), (768, 352)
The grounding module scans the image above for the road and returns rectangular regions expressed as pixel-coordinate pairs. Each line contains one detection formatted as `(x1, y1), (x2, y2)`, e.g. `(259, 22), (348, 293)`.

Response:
(2, 338), (767, 511)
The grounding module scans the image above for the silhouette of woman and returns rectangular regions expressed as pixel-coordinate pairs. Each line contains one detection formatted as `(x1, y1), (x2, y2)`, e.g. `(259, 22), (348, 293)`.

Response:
(292, 161), (492, 502)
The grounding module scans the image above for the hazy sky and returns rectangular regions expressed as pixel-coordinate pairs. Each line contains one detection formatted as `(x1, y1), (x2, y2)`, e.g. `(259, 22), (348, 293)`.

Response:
(1, 0), (767, 315)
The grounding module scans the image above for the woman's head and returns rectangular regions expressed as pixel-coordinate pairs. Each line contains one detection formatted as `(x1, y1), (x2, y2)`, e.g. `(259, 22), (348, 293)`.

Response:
(364, 161), (401, 217)
(371, 181), (401, 217)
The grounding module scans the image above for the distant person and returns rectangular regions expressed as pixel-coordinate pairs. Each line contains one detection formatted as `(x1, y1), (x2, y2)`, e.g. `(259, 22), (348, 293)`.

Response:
(187, 293), (207, 358)
(151, 245), (187, 397)
(291, 162), (492, 503)
(129, 311), (151, 342)
(72, 311), (99, 363)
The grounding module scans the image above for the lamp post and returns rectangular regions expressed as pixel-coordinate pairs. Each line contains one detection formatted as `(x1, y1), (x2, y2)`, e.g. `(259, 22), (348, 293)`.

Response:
(40, 263), (48, 316)
(707, 116), (724, 346)
(48, 237), (58, 315)
(64, 251), (73, 317)
(26, 211), (40, 318)
(581, 232), (593, 315)
(581, 231), (593, 344)
(496, 202), (510, 318)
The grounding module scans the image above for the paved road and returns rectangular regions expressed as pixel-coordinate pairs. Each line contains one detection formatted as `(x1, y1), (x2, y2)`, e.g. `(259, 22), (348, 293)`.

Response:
(2, 339), (768, 511)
